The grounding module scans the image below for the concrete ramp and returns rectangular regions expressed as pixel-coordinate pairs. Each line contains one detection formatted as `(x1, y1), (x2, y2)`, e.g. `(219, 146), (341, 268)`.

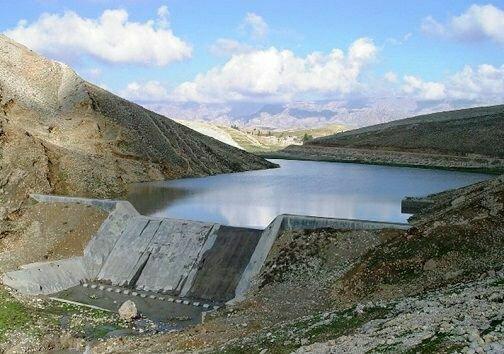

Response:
(2, 257), (89, 295)
(96, 216), (154, 286)
(84, 201), (139, 278)
(134, 219), (216, 292)
(186, 226), (262, 302)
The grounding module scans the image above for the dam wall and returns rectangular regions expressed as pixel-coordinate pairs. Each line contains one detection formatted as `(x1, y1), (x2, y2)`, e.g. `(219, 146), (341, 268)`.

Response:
(401, 197), (435, 214)
(3, 196), (410, 306)
(30, 193), (125, 213)
(2, 257), (89, 295)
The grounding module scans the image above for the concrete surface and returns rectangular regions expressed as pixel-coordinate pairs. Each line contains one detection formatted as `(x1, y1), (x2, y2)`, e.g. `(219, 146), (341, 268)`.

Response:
(56, 283), (208, 329)
(401, 197), (435, 214)
(186, 226), (262, 303)
(2, 257), (89, 295)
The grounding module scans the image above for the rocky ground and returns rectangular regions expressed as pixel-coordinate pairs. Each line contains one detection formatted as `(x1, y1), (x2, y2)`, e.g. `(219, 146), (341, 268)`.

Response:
(0, 202), (107, 273)
(294, 271), (504, 354)
(0, 201), (131, 353)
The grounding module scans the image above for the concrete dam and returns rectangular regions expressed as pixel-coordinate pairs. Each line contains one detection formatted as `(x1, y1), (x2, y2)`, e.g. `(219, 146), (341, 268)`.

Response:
(2, 194), (410, 325)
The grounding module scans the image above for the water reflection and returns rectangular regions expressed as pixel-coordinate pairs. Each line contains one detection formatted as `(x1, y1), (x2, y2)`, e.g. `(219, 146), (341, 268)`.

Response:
(126, 185), (191, 216)
(126, 159), (491, 228)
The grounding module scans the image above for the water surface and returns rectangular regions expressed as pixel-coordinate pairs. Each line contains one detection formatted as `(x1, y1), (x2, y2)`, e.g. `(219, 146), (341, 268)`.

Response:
(127, 159), (491, 228)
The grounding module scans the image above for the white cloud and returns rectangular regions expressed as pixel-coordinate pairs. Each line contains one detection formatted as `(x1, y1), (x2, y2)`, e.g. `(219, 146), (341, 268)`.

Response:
(4, 7), (192, 66)
(122, 81), (170, 101)
(209, 38), (254, 56)
(80, 67), (102, 81)
(448, 64), (504, 101)
(402, 64), (504, 102)
(156, 5), (170, 28)
(384, 72), (398, 83)
(421, 4), (504, 44)
(421, 16), (447, 37)
(402, 75), (446, 101)
(209, 12), (269, 57)
(241, 12), (268, 39)
(171, 37), (378, 103)
(386, 32), (412, 46)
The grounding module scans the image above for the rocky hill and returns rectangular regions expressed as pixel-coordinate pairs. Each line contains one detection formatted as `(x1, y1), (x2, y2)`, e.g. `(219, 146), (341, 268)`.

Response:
(272, 105), (504, 172)
(309, 104), (504, 157)
(0, 35), (274, 208)
(176, 119), (347, 153)
(0, 34), (275, 288)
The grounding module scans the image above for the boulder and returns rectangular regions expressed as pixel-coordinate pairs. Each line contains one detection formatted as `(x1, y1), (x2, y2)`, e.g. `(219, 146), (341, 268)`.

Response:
(118, 300), (138, 321)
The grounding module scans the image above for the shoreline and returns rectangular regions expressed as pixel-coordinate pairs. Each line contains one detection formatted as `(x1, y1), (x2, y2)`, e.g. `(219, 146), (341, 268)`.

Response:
(258, 148), (504, 175)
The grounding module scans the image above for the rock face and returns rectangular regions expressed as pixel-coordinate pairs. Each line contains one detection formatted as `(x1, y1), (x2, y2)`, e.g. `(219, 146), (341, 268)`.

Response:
(0, 34), (275, 206)
(118, 300), (138, 321)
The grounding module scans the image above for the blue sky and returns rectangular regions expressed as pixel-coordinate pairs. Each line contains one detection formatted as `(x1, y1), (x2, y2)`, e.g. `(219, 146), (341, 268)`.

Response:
(0, 0), (503, 108)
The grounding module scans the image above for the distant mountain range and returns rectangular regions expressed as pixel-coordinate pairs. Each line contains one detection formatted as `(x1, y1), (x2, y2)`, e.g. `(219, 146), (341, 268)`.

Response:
(142, 97), (484, 131)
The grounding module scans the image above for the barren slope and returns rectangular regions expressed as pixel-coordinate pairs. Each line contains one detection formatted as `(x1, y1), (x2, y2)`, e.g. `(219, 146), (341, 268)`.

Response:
(309, 104), (504, 157)
(0, 35), (275, 294)
(0, 34), (274, 207)
(272, 105), (504, 172)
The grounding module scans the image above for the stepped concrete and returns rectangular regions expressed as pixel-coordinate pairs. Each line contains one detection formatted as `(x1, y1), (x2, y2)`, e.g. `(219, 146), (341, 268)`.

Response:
(2, 195), (410, 308)
(134, 220), (217, 292)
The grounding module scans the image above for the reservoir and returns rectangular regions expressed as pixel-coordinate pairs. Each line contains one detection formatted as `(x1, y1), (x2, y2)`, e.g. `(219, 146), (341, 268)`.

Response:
(126, 159), (491, 228)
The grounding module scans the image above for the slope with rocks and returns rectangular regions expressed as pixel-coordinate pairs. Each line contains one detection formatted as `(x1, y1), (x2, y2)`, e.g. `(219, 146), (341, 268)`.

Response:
(175, 119), (347, 153)
(273, 105), (504, 172)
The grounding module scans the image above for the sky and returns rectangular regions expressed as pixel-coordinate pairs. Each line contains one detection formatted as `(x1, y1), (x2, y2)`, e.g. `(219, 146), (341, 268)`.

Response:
(0, 0), (503, 120)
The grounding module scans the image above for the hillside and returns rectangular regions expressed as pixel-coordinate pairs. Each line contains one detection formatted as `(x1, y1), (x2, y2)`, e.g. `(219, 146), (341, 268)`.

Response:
(0, 34), (274, 289)
(273, 105), (504, 172)
(176, 119), (347, 152)
(0, 35), (274, 206)
(309, 104), (504, 157)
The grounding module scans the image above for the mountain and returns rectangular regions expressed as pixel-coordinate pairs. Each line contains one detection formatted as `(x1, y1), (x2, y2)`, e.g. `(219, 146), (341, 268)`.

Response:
(138, 97), (483, 131)
(309, 104), (504, 157)
(274, 104), (504, 172)
(0, 35), (274, 211)
(175, 119), (347, 152)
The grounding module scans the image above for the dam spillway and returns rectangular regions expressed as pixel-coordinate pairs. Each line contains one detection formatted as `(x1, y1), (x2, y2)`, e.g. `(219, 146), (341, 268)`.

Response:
(2, 194), (410, 324)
